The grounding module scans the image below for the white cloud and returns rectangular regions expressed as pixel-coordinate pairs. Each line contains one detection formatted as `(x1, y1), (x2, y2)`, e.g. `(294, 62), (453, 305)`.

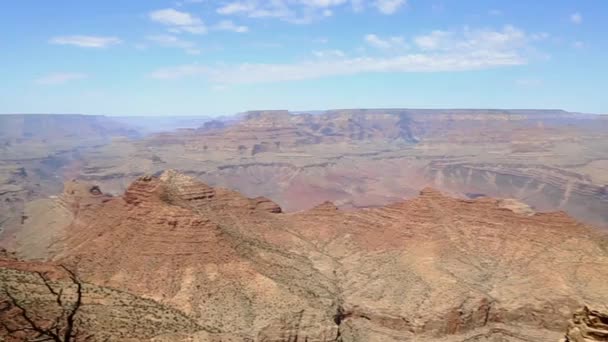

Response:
(313, 49), (346, 58)
(374, 0), (406, 14)
(35, 73), (88, 85)
(150, 52), (525, 84)
(214, 20), (249, 33)
(413, 30), (451, 50)
(217, 2), (255, 15)
(300, 0), (349, 7)
(217, 1), (297, 21)
(413, 26), (529, 52)
(365, 34), (406, 49)
(570, 12), (582, 24)
(215, 0), (403, 23)
(149, 8), (207, 34)
(49, 35), (122, 48)
(488, 9), (502, 16)
(146, 34), (201, 54)
(149, 25), (537, 84)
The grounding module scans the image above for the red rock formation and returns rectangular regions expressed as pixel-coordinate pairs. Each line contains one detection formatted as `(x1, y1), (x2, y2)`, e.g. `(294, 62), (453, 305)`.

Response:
(7, 171), (608, 341)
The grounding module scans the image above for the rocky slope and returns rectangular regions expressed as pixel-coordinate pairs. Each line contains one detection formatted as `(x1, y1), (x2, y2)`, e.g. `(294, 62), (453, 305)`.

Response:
(4, 171), (608, 341)
(0, 257), (204, 341)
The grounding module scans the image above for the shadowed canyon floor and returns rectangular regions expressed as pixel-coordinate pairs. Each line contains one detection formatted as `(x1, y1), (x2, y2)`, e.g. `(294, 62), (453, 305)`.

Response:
(2, 171), (608, 341)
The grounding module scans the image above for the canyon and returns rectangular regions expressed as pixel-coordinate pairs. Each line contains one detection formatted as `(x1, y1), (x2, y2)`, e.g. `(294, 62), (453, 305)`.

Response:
(5, 109), (604, 231)
(2, 170), (608, 341)
(1, 110), (607, 341)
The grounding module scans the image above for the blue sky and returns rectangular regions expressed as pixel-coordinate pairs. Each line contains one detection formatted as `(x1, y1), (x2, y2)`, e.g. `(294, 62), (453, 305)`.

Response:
(0, 0), (606, 116)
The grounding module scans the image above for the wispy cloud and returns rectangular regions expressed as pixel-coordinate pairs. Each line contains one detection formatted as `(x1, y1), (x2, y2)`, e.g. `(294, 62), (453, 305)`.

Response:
(216, 0), (405, 23)
(213, 20), (249, 33)
(313, 49), (346, 58)
(150, 52), (525, 84)
(374, 0), (406, 14)
(146, 34), (201, 54)
(413, 26), (532, 52)
(413, 30), (452, 50)
(570, 12), (582, 24)
(149, 8), (207, 34)
(49, 35), (122, 48)
(35, 73), (88, 85)
(364, 34), (406, 49)
(149, 25), (538, 85)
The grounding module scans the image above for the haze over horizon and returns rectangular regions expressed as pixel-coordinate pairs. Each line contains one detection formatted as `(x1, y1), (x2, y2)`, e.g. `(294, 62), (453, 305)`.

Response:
(0, 107), (605, 118)
(1, 0), (606, 116)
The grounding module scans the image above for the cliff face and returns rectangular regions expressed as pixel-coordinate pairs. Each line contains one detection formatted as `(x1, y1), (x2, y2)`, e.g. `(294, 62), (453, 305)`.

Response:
(6, 171), (608, 341)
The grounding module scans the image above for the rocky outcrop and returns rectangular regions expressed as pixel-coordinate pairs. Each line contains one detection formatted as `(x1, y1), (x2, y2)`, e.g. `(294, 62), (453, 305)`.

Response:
(0, 258), (204, 341)
(7, 171), (608, 341)
(253, 196), (282, 213)
(564, 307), (608, 342)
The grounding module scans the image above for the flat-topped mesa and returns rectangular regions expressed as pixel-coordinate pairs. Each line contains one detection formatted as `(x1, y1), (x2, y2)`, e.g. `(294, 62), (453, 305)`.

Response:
(244, 110), (292, 121)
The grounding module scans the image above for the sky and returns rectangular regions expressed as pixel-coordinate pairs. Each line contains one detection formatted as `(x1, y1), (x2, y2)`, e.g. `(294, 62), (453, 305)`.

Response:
(0, 0), (606, 116)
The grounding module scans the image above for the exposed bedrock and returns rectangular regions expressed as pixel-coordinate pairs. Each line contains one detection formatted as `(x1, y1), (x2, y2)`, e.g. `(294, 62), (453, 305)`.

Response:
(5, 172), (606, 341)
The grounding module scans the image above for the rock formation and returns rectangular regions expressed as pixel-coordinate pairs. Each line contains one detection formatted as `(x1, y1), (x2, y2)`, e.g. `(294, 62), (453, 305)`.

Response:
(564, 307), (608, 342)
(3, 171), (608, 341)
(48, 109), (608, 228)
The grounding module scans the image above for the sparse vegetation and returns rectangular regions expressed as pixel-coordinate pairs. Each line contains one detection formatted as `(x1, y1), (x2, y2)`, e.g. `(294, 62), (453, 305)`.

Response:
(1, 266), (89, 342)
